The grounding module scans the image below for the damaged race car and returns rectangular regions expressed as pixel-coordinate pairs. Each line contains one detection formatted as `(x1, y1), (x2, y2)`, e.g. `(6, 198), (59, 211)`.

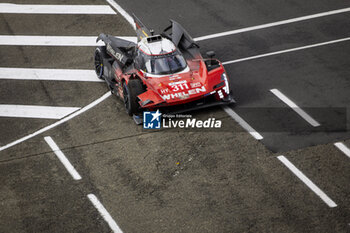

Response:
(94, 14), (235, 123)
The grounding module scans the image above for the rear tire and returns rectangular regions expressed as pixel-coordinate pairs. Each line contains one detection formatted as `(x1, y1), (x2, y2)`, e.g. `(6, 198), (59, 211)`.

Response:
(94, 46), (108, 79)
(123, 79), (144, 116)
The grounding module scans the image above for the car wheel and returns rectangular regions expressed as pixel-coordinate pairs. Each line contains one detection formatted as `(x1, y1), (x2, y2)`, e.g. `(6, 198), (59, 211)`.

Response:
(122, 79), (144, 116)
(94, 46), (108, 79)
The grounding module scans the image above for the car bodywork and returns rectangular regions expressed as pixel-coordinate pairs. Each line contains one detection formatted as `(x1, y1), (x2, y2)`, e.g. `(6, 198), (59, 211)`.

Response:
(95, 15), (235, 122)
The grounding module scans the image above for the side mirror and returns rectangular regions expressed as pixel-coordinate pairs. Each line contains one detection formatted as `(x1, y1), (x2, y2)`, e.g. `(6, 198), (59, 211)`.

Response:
(206, 51), (216, 66)
(206, 51), (215, 58)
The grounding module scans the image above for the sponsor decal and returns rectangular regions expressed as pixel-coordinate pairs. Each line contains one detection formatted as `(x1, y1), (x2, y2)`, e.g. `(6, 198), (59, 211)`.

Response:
(169, 76), (182, 80)
(169, 81), (189, 92)
(168, 80), (187, 86)
(190, 82), (201, 88)
(160, 88), (169, 94)
(162, 86), (207, 100)
(106, 43), (124, 63)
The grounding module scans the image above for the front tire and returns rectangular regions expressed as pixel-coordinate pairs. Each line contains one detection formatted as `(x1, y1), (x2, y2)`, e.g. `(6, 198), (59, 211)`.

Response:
(122, 79), (144, 116)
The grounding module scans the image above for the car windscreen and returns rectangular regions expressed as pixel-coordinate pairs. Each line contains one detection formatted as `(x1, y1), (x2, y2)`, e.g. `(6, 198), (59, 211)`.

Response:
(144, 52), (187, 75)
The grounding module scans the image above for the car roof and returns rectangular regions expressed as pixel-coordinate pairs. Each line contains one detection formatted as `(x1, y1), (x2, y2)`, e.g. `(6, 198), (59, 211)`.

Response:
(138, 35), (176, 56)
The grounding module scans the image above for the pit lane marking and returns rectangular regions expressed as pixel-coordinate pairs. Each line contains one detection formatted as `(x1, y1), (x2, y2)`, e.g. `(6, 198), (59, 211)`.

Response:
(0, 92), (111, 152)
(277, 155), (337, 208)
(87, 194), (123, 233)
(270, 89), (320, 127)
(223, 106), (263, 140)
(1, 1), (345, 149)
(0, 68), (104, 82)
(105, 0), (135, 29)
(44, 136), (82, 180)
(0, 0), (264, 152)
(0, 3), (116, 14)
(194, 7), (350, 41)
(0, 36), (136, 46)
(334, 142), (350, 159)
(0, 105), (80, 119)
(222, 37), (350, 65)
(2, 36), (342, 145)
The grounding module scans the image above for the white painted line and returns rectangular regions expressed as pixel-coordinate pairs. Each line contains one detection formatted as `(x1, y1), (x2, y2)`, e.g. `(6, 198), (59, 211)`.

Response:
(334, 142), (350, 159)
(194, 7), (350, 41)
(0, 67), (103, 82)
(0, 105), (80, 119)
(44, 136), (82, 180)
(270, 89), (320, 127)
(0, 92), (111, 152)
(0, 4), (116, 14)
(87, 194), (123, 233)
(277, 155), (337, 208)
(223, 37), (350, 65)
(105, 0), (136, 30)
(0, 35), (137, 46)
(222, 106), (263, 140)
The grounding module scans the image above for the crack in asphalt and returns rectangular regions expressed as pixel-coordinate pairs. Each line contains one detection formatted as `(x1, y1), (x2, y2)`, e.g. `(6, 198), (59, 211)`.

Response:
(0, 114), (232, 164)
(0, 131), (159, 164)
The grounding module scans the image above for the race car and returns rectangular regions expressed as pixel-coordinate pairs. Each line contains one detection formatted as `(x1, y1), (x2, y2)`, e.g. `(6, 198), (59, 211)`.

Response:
(94, 14), (235, 123)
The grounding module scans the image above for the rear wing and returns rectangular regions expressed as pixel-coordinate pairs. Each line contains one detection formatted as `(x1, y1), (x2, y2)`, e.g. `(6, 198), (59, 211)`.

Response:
(132, 14), (151, 41)
(162, 20), (201, 59)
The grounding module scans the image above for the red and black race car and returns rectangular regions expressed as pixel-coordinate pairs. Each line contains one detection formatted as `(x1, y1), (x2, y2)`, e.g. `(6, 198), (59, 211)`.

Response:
(94, 15), (235, 123)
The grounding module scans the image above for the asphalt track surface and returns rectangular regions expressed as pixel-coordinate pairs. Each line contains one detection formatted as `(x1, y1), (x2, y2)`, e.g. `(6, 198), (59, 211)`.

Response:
(0, 0), (349, 232)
